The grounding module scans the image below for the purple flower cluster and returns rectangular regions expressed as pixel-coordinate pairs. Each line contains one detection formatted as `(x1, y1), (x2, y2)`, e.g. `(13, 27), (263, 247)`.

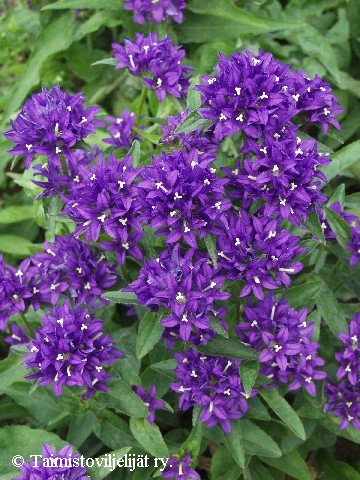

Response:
(113, 33), (192, 101)
(237, 294), (326, 395)
(317, 202), (358, 241)
(195, 49), (342, 142)
(132, 384), (165, 423)
(124, 0), (186, 25)
(162, 452), (200, 480)
(103, 109), (137, 149)
(347, 226), (360, 267)
(13, 444), (89, 480)
(3, 323), (29, 346)
(216, 211), (305, 300)
(138, 149), (231, 247)
(171, 349), (254, 433)
(324, 313), (359, 430)
(4, 86), (101, 168)
(25, 301), (122, 397)
(127, 245), (229, 342)
(62, 154), (143, 264)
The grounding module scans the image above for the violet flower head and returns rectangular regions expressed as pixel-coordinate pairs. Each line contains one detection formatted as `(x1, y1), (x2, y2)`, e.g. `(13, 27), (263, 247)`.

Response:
(13, 444), (90, 480)
(113, 33), (192, 101)
(124, 0), (187, 25)
(62, 153), (143, 263)
(103, 109), (136, 149)
(324, 381), (360, 430)
(317, 202), (359, 241)
(138, 149), (231, 247)
(127, 245), (230, 342)
(4, 323), (29, 346)
(4, 86), (101, 168)
(171, 349), (255, 433)
(162, 452), (200, 480)
(31, 235), (118, 307)
(24, 301), (123, 397)
(217, 210), (305, 300)
(237, 294), (326, 395)
(132, 384), (165, 423)
(347, 226), (360, 267)
(335, 313), (359, 386)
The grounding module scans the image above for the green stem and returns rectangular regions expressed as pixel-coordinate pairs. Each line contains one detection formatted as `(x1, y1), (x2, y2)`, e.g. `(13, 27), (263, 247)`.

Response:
(135, 86), (148, 127)
(19, 312), (35, 338)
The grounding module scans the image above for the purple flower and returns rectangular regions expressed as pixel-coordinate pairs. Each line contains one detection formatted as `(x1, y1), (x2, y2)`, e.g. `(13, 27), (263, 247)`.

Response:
(347, 226), (360, 267)
(317, 202), (359, 241)
(103, 109), (137, 149)
(24, 301), (122, 397)
(132, 384), (165, 423)
(13, 444), (89, 480)
(62, 154), (143, 263)
(113, 33), (192, 102)
(127, 245), (229, 342)
(4, 86), (102, 168)
(3, 323), (29, 346)
(324, 381), (360, 430)
(335, 313), (359, 386)
(138, 149), (231, 247)
(217, 211), (305, 300)
(162, 452), (200, 480)
(237, 294), (326, 396)
(124, 0), (187, 25)
(171, 349), (255, 433)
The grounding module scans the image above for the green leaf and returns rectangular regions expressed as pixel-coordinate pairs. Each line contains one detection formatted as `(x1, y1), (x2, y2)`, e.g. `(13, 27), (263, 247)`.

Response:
(323, 206), (351, 248)
(304, 211), (325, 242)
(194, 335), (258, 360)
(181, 422), (203, 459)
(136, 311), (164, 359)
(175, 110), (213, 134)
(204, 234), (218, 268)
(328, 184), (345, 206)
(241, 420), (282, 458)
(279, 279), (323, 309)
(105, 380), (149, 418)
(0, 234), (36, 257)
(0, 206), (33, 224)
(261, 450), (313, 480)
(260, 389), (306, 440)
(314, 448), (360, 480)
(210, 316), (229, 338)
(94, 410), (140, 450)
(239, 360), (259, 397)
(87, 448), (132, 480)
(187, 83), (202, 112)
(210, 446), (243, 480)
(129, 417), (169, 458)
(249, 458), (277, 480)
(315, 280), (348, 336)
(0, 13), (76, 130)
(322, 140), (360, 180)
(0, 356), (27, 391)
(67, 413), (96, 449)
(43, 0), (122, 10)
(223, 421), (246, 468)
(102, 290), (138, 304)
(129, 140), (141, 167)
(133, 127), (160, 145)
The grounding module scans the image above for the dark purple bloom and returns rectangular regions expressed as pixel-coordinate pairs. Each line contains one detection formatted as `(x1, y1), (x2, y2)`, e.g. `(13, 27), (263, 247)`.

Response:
(3, 323), (29, 346)
(335, 313), (359, 386)
(237, 294), (326, 396)
(24, 301), (122, 397)
(132, 384), (165, 423)
(4, 86), (102, 168)
(13, 444), (90, 480)
(113, 33), (192, 102)
(162, 452), (200, 480)
(217, 211), (305, 300)
(103, 109), (137, 149)
(124, 0), (186, 25)
(317, 202), (359, 241)
(62, 154), (143, 263)
(171, 349), (255, 433)
(127, 245), (229, 342)
(324, 381), (360, 430)
(347, 226), (360, 267)
(138, 149), (231, 247)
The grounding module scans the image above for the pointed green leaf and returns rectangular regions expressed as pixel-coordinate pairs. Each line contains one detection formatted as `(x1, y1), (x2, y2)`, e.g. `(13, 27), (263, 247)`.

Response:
(102, 290), (138, 304)
(223, 421), (246, 468)
(130, 417), (169, 458)
(136, 311), (164, 359)
(239, 360), (259, 397)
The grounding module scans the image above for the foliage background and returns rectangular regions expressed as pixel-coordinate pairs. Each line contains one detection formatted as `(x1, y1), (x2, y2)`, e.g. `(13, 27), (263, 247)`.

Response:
(0, 0), (360, 479)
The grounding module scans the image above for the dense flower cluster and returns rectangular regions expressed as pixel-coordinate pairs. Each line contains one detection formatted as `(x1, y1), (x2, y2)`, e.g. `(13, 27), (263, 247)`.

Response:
(162, 452), (200, 480)
(4, 86), (101, 168)
(195, 49), (342, 142)
(138, 149), (231, 247)
(132, 384), (165, 423)
(113, 33), (192, 101)
(171, 349), (254, 433)
(62, 154), (143, 263)
(25, 301), (122, 397)
(103, 109), (137, 149)
(124, 0), (187, 25)
(13, 444), (89, 480)
(237, 294), (326, 395)
(127, 245), (229, 342)
(216, 210), (305, 299)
